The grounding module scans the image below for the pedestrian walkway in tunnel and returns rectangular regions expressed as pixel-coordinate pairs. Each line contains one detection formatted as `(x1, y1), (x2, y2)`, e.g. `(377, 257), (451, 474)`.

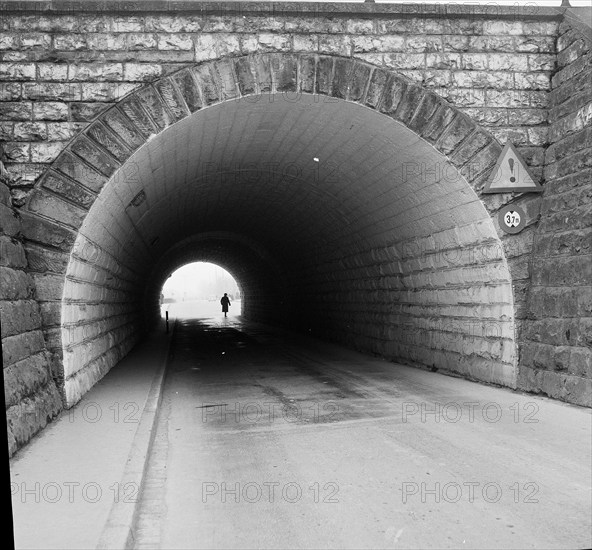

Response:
(8, 307), (591, 550)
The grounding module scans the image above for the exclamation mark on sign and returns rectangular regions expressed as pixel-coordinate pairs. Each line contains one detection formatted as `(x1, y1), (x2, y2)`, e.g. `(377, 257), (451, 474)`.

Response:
(508, 158), (516, 183)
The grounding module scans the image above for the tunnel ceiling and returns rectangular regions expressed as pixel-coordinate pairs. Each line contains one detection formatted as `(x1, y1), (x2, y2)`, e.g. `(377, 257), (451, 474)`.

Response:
(81, 94), (484, 282)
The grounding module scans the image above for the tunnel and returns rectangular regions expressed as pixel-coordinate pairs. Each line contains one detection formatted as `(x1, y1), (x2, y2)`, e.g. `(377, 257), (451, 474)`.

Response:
(5, 4), (591, 545)
(47, 55), (517, 408)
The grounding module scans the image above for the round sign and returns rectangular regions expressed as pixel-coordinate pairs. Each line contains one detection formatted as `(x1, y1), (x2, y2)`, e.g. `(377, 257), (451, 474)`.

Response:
(498, 205), (526, 234)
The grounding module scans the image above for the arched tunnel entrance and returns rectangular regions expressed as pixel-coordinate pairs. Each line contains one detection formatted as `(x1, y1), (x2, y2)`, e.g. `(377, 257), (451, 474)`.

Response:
(51, 56), (517, 408)
(5, 9), (590, 542)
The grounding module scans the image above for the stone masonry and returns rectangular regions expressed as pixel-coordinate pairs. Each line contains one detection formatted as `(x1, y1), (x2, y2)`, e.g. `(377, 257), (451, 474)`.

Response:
(1, 172), (62, 456)
(14, 53), (520, 415)
(1, 2), (590, 456)
(519, 14), (592, 405)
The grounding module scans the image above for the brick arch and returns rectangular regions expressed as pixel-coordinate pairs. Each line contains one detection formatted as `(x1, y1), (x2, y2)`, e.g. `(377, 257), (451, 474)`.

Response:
(21, 53), (519, 407)
(25, 52), (504, 227)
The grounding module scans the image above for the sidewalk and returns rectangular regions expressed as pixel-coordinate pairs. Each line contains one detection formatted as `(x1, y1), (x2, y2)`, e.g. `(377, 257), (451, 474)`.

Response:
(9, 321), (173, 550)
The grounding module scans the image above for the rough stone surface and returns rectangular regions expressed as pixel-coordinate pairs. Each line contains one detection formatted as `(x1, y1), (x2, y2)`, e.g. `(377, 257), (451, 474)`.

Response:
(0, 4), (560, 206)
(0, 180), (62, 457)
(518, 17), (592, 407)
(25, 52), (521, 408)
(0, 3), (590, 457)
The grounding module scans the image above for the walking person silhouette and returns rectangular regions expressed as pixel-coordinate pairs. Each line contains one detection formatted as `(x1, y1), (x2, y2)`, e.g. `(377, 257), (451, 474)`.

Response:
(220, 293), (231, 317)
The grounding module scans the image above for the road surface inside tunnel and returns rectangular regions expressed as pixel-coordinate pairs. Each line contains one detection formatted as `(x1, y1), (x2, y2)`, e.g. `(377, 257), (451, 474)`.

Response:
(134, 305), (591, 550)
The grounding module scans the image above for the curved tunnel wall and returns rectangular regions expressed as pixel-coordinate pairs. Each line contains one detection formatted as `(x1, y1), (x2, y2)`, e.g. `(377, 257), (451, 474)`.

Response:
(41, 54), (519, 407)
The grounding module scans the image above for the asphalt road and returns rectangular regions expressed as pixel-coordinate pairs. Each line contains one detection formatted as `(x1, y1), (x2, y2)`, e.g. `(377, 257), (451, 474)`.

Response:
(134, 303), (592, 549)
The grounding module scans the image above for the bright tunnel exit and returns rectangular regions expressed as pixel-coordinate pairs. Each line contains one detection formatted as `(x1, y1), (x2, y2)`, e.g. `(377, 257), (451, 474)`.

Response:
(160, 262), (242, 320)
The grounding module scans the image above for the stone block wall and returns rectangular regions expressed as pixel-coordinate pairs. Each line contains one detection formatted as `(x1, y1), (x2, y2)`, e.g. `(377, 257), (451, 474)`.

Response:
(1, 177), (62, 457)
(0, 5), (560, 394)
(0, 5), (560, 204)
(519, 17), (592, 406)
(0, 4), (590, 458)
(59, 224), (142, 407)
(293, 227), (517, 386)
(36, 51), (518, 394)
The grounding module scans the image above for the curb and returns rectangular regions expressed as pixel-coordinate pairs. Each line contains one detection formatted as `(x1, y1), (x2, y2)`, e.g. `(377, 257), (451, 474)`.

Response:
(96, 320), (176, 550)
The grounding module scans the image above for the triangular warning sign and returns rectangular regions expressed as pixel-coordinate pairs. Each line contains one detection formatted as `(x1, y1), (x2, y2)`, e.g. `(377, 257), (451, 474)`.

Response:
(483, 141), (543, 194)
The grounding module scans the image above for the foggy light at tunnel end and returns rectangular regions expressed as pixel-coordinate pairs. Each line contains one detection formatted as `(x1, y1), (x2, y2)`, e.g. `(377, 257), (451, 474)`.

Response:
(160, 262), (242, 315)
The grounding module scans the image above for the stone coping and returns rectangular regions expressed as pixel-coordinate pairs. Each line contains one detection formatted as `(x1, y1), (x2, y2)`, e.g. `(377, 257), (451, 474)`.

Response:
(0, 1), (565, 20)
